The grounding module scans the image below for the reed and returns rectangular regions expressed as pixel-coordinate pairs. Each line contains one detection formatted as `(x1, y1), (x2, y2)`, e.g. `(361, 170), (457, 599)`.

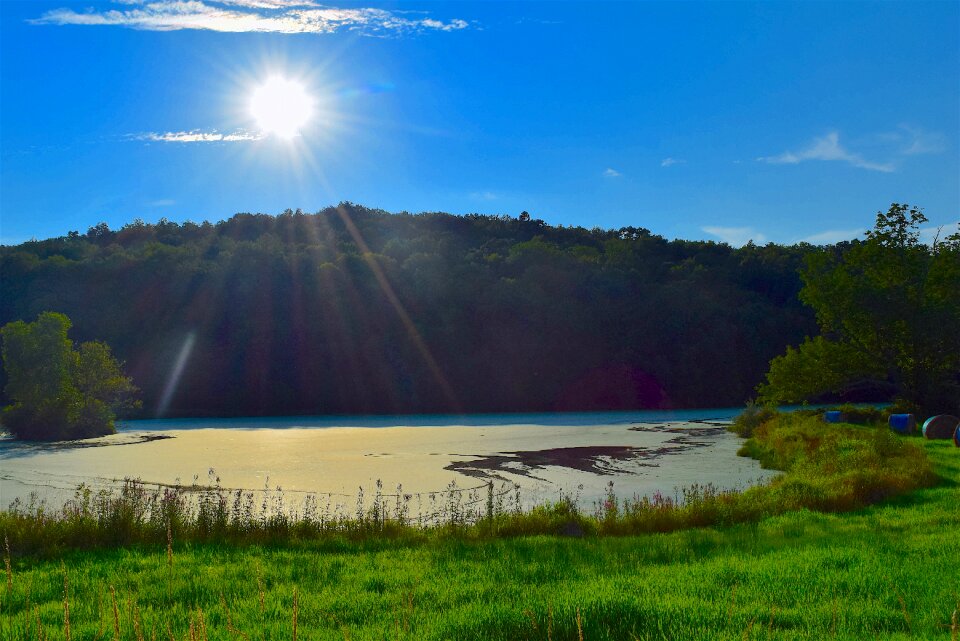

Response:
(4, 534), (11, 602)
(256, 561), (265, 615)
(35, 606), (44, 641)
(111, 585), (120, 641)
(133, 602), (144, 641)
(166, 521), (173, 568)
(292, 587), (299, 641)
(61, 563), (70, 641)
(197, 608), (207, 641)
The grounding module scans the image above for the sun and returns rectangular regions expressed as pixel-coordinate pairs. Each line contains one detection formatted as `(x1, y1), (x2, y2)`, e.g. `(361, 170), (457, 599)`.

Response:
(249, 76), (314, 140)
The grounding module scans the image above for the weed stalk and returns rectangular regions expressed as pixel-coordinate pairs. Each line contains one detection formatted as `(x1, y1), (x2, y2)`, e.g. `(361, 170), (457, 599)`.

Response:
(62, 562), (70, 641)
(292, 587), (299, 641)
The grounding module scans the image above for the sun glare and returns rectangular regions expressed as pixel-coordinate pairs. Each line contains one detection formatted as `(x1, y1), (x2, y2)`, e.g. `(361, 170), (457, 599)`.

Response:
(250, 76), (314, 139)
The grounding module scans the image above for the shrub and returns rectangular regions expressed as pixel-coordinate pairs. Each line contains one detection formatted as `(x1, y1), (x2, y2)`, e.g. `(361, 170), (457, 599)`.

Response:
(729, 401), (777, 437)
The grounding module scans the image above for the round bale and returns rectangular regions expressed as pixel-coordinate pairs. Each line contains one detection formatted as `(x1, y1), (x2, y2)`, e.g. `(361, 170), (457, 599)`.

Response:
(824, 410), (844, 423)
(955, 424), (960, 447)
(922, 415), (960, 440)
(888, 413), (916, 435)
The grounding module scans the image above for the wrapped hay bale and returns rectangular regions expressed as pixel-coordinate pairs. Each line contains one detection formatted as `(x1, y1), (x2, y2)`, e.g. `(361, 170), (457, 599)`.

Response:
(824, 410), (845, 423)
(955, 424), (960, 448)
(888, 413), (916, 435)
(922, 415), (960, 440)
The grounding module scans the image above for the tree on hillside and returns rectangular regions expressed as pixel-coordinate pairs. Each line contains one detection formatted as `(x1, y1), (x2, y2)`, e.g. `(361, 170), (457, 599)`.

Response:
(1, 312), (140, 440)
(758, 204), (960, 415)
(0, 206), (817, 415)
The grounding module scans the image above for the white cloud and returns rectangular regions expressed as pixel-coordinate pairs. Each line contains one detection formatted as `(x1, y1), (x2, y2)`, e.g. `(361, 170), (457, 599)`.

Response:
(217, 0), (317, 8)
(134, 129), (263, 142)
(660, 158), (684, 167)
(469, 191), (498, 201)
(798, 228), (864, 245)
(702, 226), (767, 247)
(30, 1), (470, 35)
(919, 221), (960, 246)
(421, 18), (469, 32)
(796, 221), (959, 246)
(603, 168), (621, 177)
(757, 131), (894, 173)
(148, 198), (177, 206)
(898, 125), (946, 156)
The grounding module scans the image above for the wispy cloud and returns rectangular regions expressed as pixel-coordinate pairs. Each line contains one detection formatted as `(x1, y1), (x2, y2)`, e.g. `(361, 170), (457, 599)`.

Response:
(702, 226), (767, 247)
(660, 157), (684, 167)
(919, 221), (960, 246)
(799, 228), (864, 245)
(148, 198), (177, 206)
(133, 129), (263, 142)
(897, 125), (946, 156)
(757, 131), (894, 173)
(30, 1), (470, 35)
(469, 191), (498, 201)
(603, 168), (622, 177)
(216, 0), (318, 8)
(796, 221), (958, 246)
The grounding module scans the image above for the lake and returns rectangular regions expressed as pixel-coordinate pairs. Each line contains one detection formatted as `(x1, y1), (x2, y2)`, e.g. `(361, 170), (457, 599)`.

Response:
(0, 409), (779, 513)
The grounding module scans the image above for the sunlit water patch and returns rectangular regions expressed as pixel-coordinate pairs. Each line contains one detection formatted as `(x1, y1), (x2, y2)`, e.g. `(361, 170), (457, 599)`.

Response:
(0, 410), (778, 511)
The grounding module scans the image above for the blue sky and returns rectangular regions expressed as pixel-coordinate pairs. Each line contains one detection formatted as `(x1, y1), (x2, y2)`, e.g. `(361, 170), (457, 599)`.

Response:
(1, 1), (957, 246)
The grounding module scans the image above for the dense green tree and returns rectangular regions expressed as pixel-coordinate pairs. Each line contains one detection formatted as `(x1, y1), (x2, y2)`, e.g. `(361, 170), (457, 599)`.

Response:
(1, 312), (140, 440)
(0, 205), (818, 416)
(758, 204), (960, 414)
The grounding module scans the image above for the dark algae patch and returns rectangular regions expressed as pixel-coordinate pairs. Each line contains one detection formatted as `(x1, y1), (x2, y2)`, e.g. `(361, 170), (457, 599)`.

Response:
(446, 423), (729, 480)
(445, 445), (656, 480)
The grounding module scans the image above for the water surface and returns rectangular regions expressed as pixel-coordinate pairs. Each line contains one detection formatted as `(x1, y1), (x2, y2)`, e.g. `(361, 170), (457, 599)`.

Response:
(0, 409), (777, 510)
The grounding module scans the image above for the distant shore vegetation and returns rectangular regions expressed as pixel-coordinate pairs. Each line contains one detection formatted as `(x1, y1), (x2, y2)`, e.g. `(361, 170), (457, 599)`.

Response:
(0, 312), (139, 441)
(1, 203), (831, 418)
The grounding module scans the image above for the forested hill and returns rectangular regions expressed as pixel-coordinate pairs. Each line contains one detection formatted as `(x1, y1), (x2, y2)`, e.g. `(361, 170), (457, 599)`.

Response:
(1, 204), (820, 417)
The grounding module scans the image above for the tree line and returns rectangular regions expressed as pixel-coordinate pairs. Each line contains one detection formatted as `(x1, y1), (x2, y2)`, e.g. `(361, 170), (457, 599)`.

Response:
(758, 204), (959, 416)
(1, 203), (890, 419)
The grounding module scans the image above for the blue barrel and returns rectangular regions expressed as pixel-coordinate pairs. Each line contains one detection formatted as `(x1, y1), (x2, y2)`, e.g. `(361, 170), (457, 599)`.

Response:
(888, 414), (916, 435)
(824, 411), (844, 423)
(922, 415), (960, 440)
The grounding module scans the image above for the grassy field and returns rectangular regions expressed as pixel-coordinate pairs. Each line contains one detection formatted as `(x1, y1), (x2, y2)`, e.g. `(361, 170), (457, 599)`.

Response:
(1, 428), (958, 640)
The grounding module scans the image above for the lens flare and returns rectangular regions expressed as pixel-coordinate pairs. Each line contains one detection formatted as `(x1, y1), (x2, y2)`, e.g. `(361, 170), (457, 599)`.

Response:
(157, 332), (196, 417)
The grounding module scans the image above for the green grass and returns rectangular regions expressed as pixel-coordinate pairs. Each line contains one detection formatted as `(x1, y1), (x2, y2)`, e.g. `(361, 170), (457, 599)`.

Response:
(2, 424), (958, 639)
